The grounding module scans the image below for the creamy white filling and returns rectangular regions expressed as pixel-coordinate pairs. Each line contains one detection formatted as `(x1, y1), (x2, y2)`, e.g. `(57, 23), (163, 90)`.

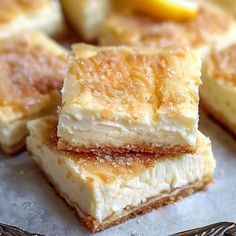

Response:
(0, 96), (59, 147)
(27, 124), (215, 222)
(195, 22), (236, 59)
(58, 107), (198, 147)
(0, 1), (64, 39)
(0, 118), (28, 146)
(200, 75), (236, 126)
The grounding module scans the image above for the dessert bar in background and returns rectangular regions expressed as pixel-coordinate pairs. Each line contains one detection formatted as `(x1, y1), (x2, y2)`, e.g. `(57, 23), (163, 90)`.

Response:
(99, 1), (236, 58)
(60, 0), (109, 42)
(0, 31), (67, 154)
(0, 0), (65, 39)
(201, 44), (236, 135)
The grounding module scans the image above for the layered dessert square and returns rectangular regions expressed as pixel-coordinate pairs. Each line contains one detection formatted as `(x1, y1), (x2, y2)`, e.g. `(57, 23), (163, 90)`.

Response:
(201, 44), (236, 134)
(0, 0), (65, 39)
(57, 44), (201, 157)
(27, 116), (215, 232)
(0, 32), (67, 154)
(99, 1), (236, 58)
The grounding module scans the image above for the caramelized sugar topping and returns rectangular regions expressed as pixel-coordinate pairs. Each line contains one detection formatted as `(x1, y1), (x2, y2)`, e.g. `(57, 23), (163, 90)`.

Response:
(0, 36), (66, 112)
(0, 0), (46, 23)
(70, 47), (190, 120)
(208, 44), (236, 84)
(106, 2), (230, 48)
(106, 14), (188, 48)
(185, 2), (230, 46)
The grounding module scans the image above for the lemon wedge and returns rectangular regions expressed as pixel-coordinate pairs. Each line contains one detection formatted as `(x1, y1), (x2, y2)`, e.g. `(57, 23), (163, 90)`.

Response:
(129, 0), (198, 21)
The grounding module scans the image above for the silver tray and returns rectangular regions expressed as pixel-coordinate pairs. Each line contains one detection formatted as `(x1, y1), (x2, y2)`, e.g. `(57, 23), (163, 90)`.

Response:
(1, 112), (236, 236)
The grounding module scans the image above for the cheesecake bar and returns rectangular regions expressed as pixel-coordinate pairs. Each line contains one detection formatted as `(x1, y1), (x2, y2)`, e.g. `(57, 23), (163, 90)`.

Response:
(60, 0), (109, 42)
(200, 44), (236, 134)
(57, 44), (201, 157)
(212, 0), (236, 18)
(99, 1), (236, 58)
(27, 116), (215, 232)
(0, 32), (67, 154)
(0, 0), (65, 39)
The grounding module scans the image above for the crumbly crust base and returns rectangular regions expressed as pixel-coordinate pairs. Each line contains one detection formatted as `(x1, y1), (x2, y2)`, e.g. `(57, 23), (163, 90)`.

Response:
(201, 100), (236, 135)
(57, 139), (195, 159)
(82, 177), (212, 232)
(0, 138), (26, 155)
(31, 153), (212, 232)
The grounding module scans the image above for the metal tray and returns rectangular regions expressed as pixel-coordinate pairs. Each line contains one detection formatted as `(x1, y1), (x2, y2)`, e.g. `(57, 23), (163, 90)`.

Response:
(1, 112), (236, 236)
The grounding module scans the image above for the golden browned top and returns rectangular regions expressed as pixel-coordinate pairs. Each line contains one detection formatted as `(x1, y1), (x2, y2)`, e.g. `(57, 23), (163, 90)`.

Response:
(35, 116), (206, 183)
(101, 1), (232, 48)
(0, 34), (66, 113)
(185, 1), (231, 47)
(64, 44), (201, 121)
(204, 44), (236, 85)
(0, 0), (47, 23)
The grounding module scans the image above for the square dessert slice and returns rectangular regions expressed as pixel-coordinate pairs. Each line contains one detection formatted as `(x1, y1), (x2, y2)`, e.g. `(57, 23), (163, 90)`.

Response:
(57, 44), (201, 157)
(200, 44), (236, 134)
(0, 32), (67, 154)
(60, 0), (109, 42)
(0, 0), (65, 39)
(99, 1), (236, 58)
(27, 116), (215, 232)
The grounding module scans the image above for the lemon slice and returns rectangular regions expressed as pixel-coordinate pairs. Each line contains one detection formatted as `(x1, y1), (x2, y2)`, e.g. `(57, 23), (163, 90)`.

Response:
(129, 0), (198, 21)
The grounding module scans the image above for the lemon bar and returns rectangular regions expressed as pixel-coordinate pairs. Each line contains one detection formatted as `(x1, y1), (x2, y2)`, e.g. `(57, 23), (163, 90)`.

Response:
(27, 116), (215, 232)
(57, 44), (201, 157)
(0, 32), (66, 154)
(100, 1), (236, 58)
(201, 44), (236, 134)
(0, 0), (65, 39)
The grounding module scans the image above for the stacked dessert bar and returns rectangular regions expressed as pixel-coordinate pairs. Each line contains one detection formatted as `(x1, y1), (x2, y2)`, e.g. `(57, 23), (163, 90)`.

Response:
(27, 44), (215, 232)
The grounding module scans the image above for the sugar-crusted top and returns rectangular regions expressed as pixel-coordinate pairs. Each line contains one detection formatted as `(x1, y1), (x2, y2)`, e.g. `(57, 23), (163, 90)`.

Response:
(63, 44), (201, 121)
(0, 33), (66, 113)
(0, 0), (47, 23)
(204, 44), (236, 85)
(102, 1), (232, 48)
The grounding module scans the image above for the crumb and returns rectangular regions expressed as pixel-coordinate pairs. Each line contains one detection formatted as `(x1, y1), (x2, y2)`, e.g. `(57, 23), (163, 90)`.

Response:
(220, 170), (225, 176)
(20, 170), (24, 175)
(137, 218), (142, 224)
(131, 232), (141, 236)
